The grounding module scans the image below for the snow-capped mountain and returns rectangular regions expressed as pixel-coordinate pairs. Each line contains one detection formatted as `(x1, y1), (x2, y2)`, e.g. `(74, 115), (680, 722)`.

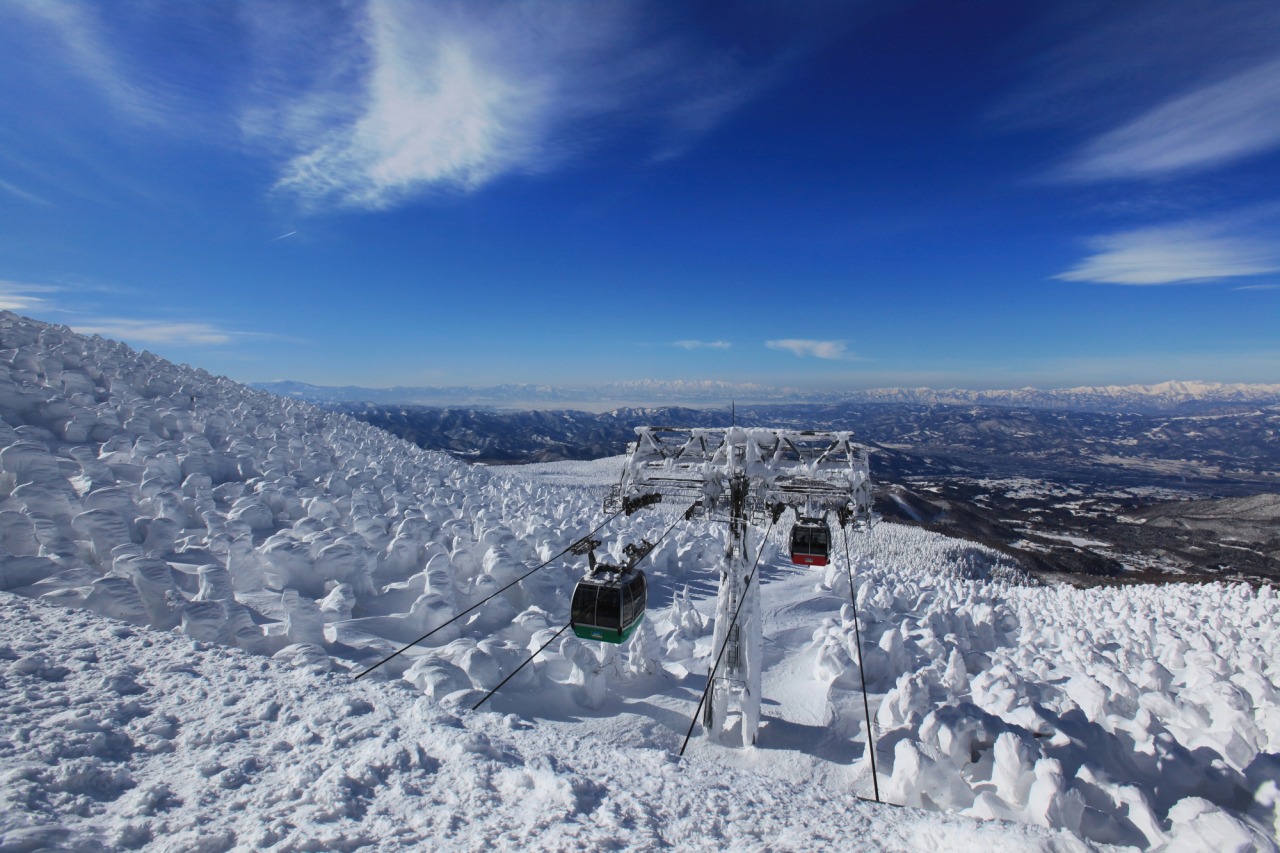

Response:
(2, 310), (1278, 850)
(850, 380), (1280, 413)
(256, 377), (1280, 413)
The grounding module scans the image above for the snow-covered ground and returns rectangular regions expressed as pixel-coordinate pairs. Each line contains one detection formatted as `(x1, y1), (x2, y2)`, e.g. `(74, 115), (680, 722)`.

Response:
(1, 589), (1084, 852)
(0, 312), (1277, 851)
(485, 456), (627, 488)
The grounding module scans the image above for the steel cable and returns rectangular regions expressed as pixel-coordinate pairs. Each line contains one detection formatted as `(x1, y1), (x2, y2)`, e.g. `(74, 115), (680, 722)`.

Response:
(473, 623), (570, 710)
(844, 526), (881, 802)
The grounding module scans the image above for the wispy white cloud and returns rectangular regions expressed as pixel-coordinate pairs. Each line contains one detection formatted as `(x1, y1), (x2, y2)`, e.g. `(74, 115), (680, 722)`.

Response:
(0, 280), (297, 349)
(766, 339), (849, 360)
(0, 179), (52, 207)
(0, 281), (61, 312)
(672, 340), (731, 350)
(261, 0), (785, 209)
(72, 319), (234, 346)
(994, 1), (1280, 133)
(1234, 284), (1280, 291)
(5, 1), (800, 210)
(1062, 55), (1280, 181)
(1056, 221), (1280, 285)
(8, 1), (166, 125)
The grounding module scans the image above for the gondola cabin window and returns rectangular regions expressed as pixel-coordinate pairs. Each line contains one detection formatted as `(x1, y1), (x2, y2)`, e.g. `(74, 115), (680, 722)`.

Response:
(622, 573), (646, 628)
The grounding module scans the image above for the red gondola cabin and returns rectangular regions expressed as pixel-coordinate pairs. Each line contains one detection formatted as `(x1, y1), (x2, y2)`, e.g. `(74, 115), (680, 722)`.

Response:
(790, 519), (831, 566)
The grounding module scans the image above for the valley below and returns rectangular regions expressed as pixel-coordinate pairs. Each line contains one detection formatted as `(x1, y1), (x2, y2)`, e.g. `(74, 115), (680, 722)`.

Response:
(339, 401), (1280, 587)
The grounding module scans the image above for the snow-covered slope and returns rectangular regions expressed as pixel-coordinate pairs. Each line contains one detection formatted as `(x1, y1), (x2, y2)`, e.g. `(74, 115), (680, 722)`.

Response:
(1, 311), (1277, 851)
(1, 589), (1081, 851)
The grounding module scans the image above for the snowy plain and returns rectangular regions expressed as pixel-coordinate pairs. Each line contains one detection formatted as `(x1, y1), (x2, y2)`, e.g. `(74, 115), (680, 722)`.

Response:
(0, 311), (1277, 851)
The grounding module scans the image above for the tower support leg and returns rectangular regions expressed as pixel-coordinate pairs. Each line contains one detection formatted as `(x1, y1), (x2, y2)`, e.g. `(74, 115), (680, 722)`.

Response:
(705, 473), (762, 746)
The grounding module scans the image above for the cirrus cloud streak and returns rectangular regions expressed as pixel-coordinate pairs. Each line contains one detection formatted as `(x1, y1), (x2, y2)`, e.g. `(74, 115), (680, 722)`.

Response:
(0, 282), (240, 345)
(73, 319), (234, 346)
(1062, 55), (1280, 182)
(1056, 222), (1280, 285)
(0, 281), (62, 312)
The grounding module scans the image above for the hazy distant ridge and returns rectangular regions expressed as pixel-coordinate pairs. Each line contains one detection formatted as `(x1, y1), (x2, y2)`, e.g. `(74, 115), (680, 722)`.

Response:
(849, 380), (1280, 411)
(255, 378), (1280, 412)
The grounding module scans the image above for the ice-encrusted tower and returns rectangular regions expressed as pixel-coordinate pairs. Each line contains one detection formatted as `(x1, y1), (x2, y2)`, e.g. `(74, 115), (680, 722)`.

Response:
(609, 426), (873, 746)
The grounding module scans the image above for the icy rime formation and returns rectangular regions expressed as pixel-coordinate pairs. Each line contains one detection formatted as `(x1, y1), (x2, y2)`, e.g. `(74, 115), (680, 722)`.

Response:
(1, 592), (1088, 852)
(811, 524), (1280, 848)
(0, 311), (659, 698)
(0, 311), (1278, 849)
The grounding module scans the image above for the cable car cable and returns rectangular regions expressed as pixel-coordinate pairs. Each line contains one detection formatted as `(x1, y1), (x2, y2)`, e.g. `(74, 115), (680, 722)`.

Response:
(641, 503), (696, 564)
(472, 623), (571, 711)
(678, 516), (776, 757)
(844, 526), (881, 803)
(354, 509), (624, 680)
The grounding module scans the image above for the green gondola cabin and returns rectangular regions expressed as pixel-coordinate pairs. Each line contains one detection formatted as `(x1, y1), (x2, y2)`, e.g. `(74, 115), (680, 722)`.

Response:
(570, 569), (647, 643)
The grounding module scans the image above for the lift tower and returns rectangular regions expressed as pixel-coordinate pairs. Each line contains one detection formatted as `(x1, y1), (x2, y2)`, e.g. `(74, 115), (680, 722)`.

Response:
(608, 426), (873, 746)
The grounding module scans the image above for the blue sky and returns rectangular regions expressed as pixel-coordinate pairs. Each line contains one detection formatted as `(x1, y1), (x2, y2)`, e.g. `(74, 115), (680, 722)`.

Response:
(1, 0), (1278, 391)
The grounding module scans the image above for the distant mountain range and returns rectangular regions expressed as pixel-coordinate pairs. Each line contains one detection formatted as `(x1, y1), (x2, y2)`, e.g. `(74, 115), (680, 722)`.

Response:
(255, 378), (1280, 414)
(254, 379), (813, 407)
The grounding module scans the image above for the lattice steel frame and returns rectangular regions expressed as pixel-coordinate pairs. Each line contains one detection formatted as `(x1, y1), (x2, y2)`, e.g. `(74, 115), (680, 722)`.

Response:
(605, 426), (875, 747)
